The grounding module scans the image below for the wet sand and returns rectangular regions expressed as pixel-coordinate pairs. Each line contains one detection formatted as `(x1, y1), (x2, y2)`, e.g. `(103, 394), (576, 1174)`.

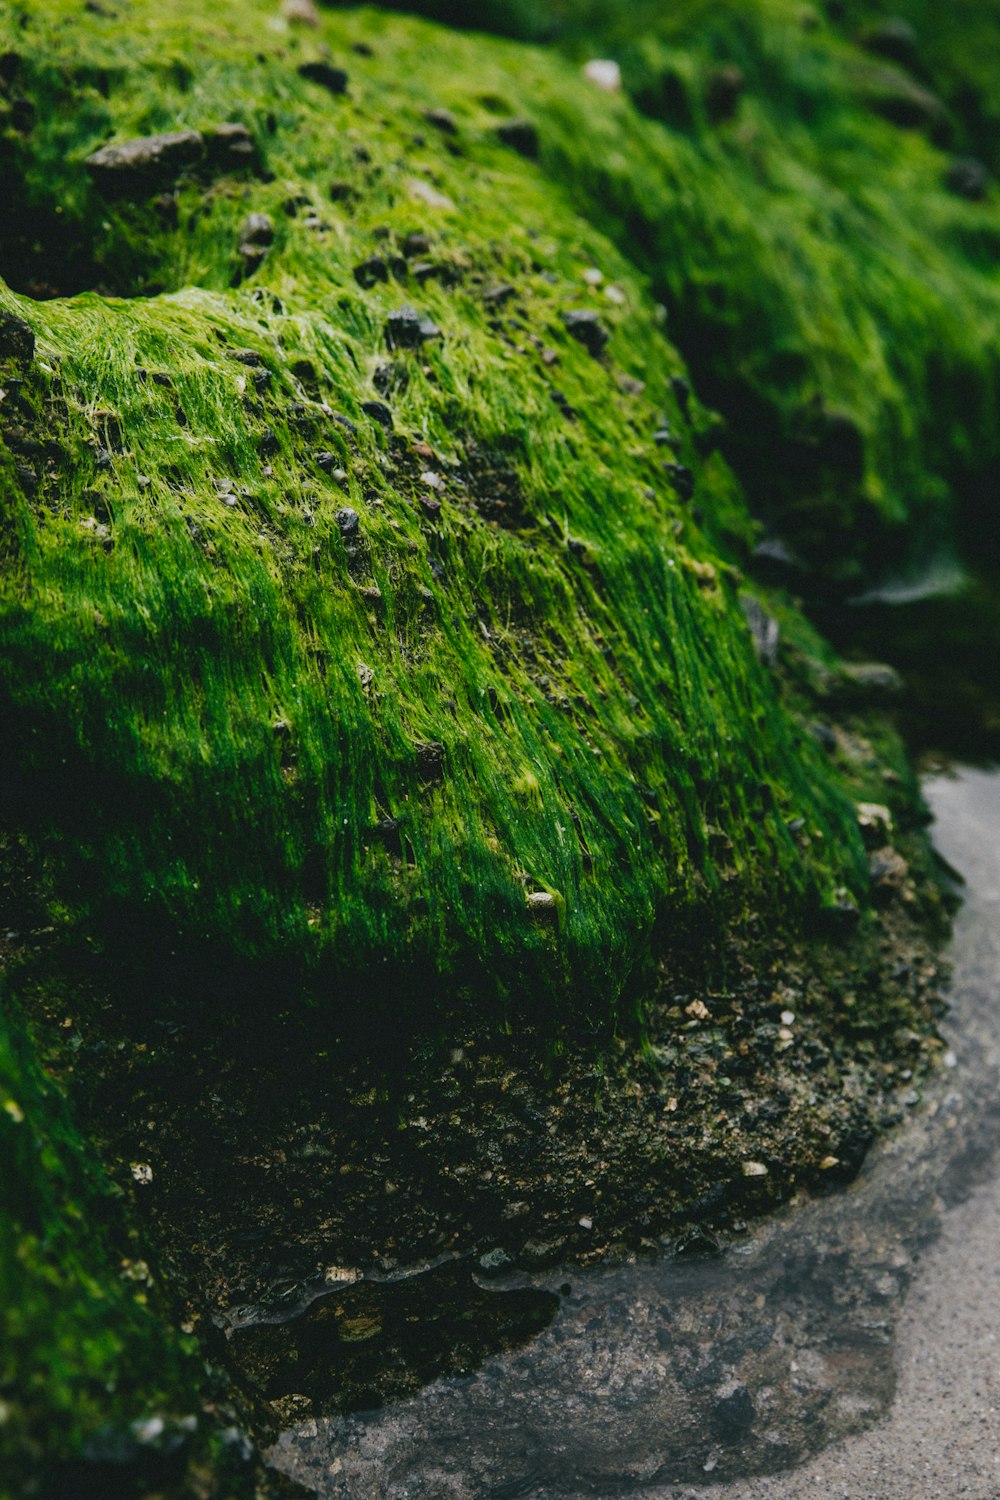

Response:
(665, 1168), (1000, 1500)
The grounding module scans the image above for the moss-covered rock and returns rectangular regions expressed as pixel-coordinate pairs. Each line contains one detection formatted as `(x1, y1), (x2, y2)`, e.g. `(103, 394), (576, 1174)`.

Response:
(0, 0), (986, 1485)
(1, 0), (893, 1033)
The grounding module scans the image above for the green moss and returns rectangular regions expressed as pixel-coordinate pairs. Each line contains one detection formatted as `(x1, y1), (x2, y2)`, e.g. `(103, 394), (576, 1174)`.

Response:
(0, 977), (201, 1490)
(0, 0), (886, 1030)
(360, 0), (1000, 583)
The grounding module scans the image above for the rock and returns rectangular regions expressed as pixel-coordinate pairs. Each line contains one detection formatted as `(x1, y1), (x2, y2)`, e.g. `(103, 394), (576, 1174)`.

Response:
(496, 118), (539, 159)
(561, 309), (609, 357)
(354, 255), (389, 288)
(740, 595), (780, 667)
(0, 311), (35, 365)
(582, 59), (621, 93)
(203, 122), (258, 171)
(862, 18), (919, 67)
(297, 60), (348, 95)
(237, 212), (274, 268)
(711, 1384), (756, 1440)
(335, 507), (359, 536)
(869, 845), (909, 895)
(751, 535), (803, 583)
(361, 400), (393, 430)
(385, 307), (441, 349)
(239, 213), (274, 247)
(670, 374), (691, 415)
(664, 461), (694, 500)
(424, 106), (457, 134)
(282, 0), (319, 24)
(402, 231), (432, 257)
(526, 891), (557, 914)
(416, 741), (445, 782)
(946, 157), (990, 201)
(406, 177), (455, 211)
(856, 801), (893, 848)
(477, 1246), (512, 1274)
(706, 64), (745, 122)
(86, 129), (203, 196)
(839, 661), (904, 700)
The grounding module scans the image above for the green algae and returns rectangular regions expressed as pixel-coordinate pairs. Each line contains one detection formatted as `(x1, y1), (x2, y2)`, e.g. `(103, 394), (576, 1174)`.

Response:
(364, 0), (1000, 585)
(0, 975), (205, 1494)
(0, 0), (885, 1032)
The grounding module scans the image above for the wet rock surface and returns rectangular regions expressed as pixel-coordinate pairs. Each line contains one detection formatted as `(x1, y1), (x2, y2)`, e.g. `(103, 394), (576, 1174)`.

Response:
(259, 766), (1000, 1497)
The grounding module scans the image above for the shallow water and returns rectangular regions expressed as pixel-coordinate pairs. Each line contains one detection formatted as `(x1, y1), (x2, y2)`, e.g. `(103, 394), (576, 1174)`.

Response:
(265, 766), (1000, 1498)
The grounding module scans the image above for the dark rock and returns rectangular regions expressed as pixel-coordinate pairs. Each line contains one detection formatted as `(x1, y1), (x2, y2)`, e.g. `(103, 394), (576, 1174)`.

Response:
(385, 306), (441, 350)
(402, 231), (432, 257)
(328, 179), (354, 202)
(0, 311), (35, 365)
(314, 451), (339, 472)
(561, 308), (609, 358)
(496, 118), (539, 159)
(424, 107), (457, 134)
(86, 129), (204, 196)
(862, 18), (919, 67)
(416, 740), (445, 782)
(705, 64), (745, 123)
(335, 506), (359, 536)
(663, 461), (694, 501)
(652, 426), (674, 447)
(711, 1384), (756, 1441)
(354, 255), (389, 288)
(333, 412), (358, 437)
(232, 348), (266, 367)
(259, 428), (279, 457)
(361, 400), (393, 431)
(740, 595), (780, 667)
(203, 121), (258, 171)
(670, 374), (691, 415)
(483, 283), (516, 307)
(239, 213), (274, 247)
(946, 157), (990, 201)
(298, 61), (349, 96)
(237, 212), (274, 269)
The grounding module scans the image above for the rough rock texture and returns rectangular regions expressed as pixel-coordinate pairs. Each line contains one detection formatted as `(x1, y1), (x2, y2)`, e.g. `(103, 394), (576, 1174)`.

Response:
(0, 0), (996, 1491)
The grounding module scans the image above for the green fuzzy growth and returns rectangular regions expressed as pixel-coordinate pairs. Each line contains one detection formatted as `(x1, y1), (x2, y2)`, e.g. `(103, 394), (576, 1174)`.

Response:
(0, 0), (881, 1029)
(363, 0), (1000, 586)
(0, 982), (201, 1489)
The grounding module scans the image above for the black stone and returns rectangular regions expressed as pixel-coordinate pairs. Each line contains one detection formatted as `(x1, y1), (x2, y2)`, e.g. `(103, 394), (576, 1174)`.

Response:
(425, 107), (457, 134)
(361, 400), (393, 431)
(946, 157), (990, 201)
(354, 255), (389, 288)
(298, 61), (349, 96)
(496, 118), (539, 159)
(711, 1385), (756, 1441)
(0, 311), (35, 365)
(385, 306), (441, 350)
(664, 461), (695, 500)
(203, 122), (258, 171)
(561, 308), (609, 357)
(670, 374), (691, 415)
(706, 64), (745, 123)
(335, 506), (359, 535)
(862, 18), (919, 66)
(402, 232), (431, 257)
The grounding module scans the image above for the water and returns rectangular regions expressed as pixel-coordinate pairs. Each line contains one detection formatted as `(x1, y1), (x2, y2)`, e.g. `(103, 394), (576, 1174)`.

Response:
(266, 766), (1000, 1498)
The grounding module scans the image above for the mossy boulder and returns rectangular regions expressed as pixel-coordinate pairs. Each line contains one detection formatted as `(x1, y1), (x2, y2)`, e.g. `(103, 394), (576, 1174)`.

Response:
(0, 0), (889, 1035)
